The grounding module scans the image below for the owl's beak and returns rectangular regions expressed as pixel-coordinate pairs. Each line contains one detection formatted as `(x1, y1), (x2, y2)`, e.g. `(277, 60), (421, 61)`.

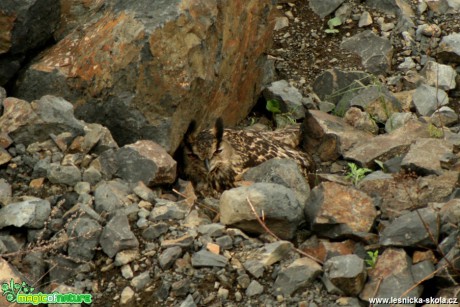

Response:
(205, 159), (211, 172)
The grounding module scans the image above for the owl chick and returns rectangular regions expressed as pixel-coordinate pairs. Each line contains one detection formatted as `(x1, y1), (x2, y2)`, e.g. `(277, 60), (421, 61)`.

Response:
(180, 118), (315, 194)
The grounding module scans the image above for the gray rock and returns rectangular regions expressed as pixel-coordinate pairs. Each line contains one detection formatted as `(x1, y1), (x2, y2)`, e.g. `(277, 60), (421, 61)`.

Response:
(191, 250), (228, 267)
(246, 280), (264, 297)
(412, 260), (435, 284)
(274, 257), (323, 296)
(47, 163), (81, 186)
(385, 112), (415, 133)
(171, 278), (190, 297)
(142, 222), (169, 241)
(215, 235), (233, 250)
(82, 166), (102, 185)
(421, 61), (457, 90)
(243, 260), (266, 278)
(243, 241), (292, 278)
(9, 96), (84, 146)
(438, 33), (460, 63)
(243, 158), (310, 206)
(179, 294), (197, 307)
(398, 57), (416, 71)
(341, 30), (393, 75)
(220, 183), (305, 240)
(380, 207), (439, 248)
(308, 0), (345, 19)
(324, 255), (366, 296)
(312, 69), (371, 105)
(0, 198), (51, 229)
(22, 252), (46, 285)
(130, 271), (151, 290)
(343, 107), (378, 134)
(116, 140), (176, 185)
(100, 214), (139, 258)
(263, 80), (306, 120)
(159, 246), (182, 269)
(67, 217), (102, 261)
(149, 199), (188, 221)
(358, 11), (372, 27)
(401, 138), (453, 175)
(89, 149), (118, 180)
(94, 180), (131, 213)
(197, 223), (226, 237)
(132, 181), (156, 202)
(431, 106), (458, 127)
(413, 84), (449, 116)
(161, 234), (195, 248)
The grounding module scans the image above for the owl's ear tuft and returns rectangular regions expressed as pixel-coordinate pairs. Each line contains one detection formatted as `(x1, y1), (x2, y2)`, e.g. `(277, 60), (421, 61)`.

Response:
(214, 118), (224, 143)
(184, 120), (197, 148)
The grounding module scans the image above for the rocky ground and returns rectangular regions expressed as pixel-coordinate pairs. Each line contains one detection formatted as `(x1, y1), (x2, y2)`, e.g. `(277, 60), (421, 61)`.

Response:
(2, 0), (460, 306)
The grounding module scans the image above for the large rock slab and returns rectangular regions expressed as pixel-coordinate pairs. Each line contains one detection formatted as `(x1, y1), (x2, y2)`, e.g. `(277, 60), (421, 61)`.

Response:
(0, 0), (60, 85)
(401, 138), (453, 175)
(305, 182), (377, 239)
(13, 0), (275, 153)
(220, 183), (304, 240)
(343, 119), (431, 168)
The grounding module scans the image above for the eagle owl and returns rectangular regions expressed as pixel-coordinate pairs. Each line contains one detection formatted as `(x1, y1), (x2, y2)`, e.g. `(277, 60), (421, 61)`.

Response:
(181, 118), (315, 193)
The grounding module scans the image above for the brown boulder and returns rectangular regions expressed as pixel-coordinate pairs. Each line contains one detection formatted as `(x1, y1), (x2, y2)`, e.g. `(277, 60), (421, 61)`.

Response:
(14, 0), (275, 153)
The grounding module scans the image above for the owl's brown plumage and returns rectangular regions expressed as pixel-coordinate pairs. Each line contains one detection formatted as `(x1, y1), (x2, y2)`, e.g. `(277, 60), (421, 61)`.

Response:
(181, 118), (315, 193)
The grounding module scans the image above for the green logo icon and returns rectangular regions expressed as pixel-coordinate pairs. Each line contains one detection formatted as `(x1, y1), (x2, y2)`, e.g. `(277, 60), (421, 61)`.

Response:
(1, 279), (35, 303)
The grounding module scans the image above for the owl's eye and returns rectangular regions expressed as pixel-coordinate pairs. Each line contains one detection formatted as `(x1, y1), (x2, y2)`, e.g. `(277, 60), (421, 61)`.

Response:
(214, 148), (223, 155)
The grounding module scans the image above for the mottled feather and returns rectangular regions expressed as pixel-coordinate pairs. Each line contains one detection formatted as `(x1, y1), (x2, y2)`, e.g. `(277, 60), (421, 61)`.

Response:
(182, 119), (315, 194)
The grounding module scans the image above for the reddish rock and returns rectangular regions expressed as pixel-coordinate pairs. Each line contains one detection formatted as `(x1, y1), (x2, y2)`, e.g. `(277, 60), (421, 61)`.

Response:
(14, 0), (276, 153)
(299, 236), (356, 263)
(305, 182), (378, 239)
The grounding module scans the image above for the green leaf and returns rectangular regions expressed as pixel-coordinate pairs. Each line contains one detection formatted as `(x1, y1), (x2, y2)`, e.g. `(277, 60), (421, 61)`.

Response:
(325, 28), (339, 34)
(328, 17), (342, 28)
(266, 99), (282, 114)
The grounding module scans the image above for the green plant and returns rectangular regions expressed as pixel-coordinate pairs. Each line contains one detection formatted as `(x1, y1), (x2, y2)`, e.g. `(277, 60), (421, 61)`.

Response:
(325, 17), (342, 34)
(428, 123), (444, 138)
(365, 250), (379, 269)
(346, 162), (372, 185)
(266, 99), (296, 125)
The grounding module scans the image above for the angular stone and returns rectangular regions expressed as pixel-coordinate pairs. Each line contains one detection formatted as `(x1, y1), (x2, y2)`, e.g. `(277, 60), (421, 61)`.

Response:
(100, 214), (139, 258)
(116, 140), (176, 185)
(0, 147), (12, 165)
(149, 199), (188, 221)
(312, 69), (371, 105)
(131, 271), (152, 291)
(0, 198), (51, 229)
(413, 84), (449, 116)
(343, 107), (378, 134)
(341, 30), (393, 75)
(245, 280), (264, 297)
(360, 171), (458, 219)
(120, 286), (135, 306)
(47, 163), (82, 186)
(343, 119), (431, 168)
(159, 246), (183, 270)
(421, 60), (457, 90)
(191, 250), (228, 267)
(243, 158), (310, 206)
(308, 0), (345, 19)
(303, 110), (373, 162)
(360, 248), (422, 303)
(438, 33), (460, 63)
(197, 223), (226, 238)
(274, 257), (322, 296)
(299, 236), (356, 263)
(220, 183), (304, 240)
(349, 85), (402, 123)
(263, 80), (306, 120)
(0, 97), (37, 134)
(324, 255), (366, 296)
(114, 250), (140, 266)
(67, 217), (102, 261)
(161, 234), (194, 248)
(305, 182), (377, 239)
(14, 0), (275, 153)
(431, 106), (458, 127)
(380, 207), (439, 248)
(385, 112), (415, 133)
(401, 138), (453, 175)
(94, 180), (131, 213)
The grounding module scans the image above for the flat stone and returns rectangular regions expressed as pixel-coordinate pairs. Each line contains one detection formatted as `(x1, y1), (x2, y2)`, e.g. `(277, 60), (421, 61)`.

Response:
(94, 180), (131, 213)
(67, 217), (102, 261)
(438, 33), (460, 63)
(413, 84), (449, 116)
(130, 271), (152, 291)
(159, 246), (183, 269)
(47, 163), (82, 186)
(191, 250), (228, 267)
(149, 199), (188, 221)
(263, 80), (306, 120)
(421, 60), (457, 90)
(308, 0), (345, 18)
(245, 280), (264, 297)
